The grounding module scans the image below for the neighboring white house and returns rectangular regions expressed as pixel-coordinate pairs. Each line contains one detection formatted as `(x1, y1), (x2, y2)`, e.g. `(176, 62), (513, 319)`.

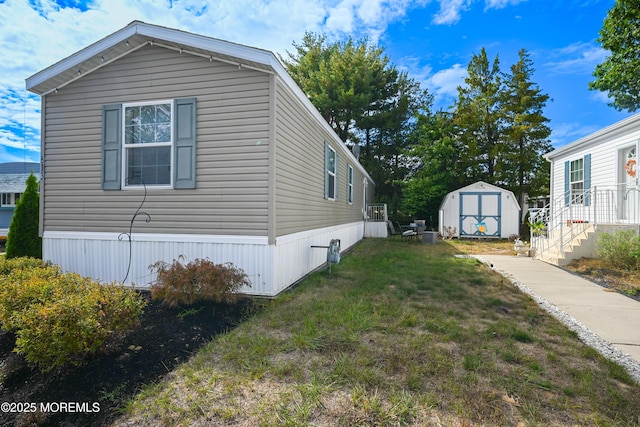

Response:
(538, 113), (640, 265)
(439, 181), (521, 239)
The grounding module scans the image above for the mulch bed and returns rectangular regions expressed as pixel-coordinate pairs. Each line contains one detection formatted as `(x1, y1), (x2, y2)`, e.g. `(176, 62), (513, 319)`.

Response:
(0, 293), (258, 427)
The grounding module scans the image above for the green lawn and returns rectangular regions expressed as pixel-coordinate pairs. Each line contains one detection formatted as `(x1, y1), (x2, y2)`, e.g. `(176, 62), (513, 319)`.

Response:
(119, 238), (640, 426)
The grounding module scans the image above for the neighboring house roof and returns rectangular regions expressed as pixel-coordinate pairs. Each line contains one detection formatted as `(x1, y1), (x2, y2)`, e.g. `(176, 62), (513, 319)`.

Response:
(0, 163), (40, 193)
(26, 21), (372, 182)
(0, 162), (40, 175)
(545, 113), (640, 161)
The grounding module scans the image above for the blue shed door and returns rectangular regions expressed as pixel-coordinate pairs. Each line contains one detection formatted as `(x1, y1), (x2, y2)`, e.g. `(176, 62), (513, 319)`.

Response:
(459, 192), (501, 238)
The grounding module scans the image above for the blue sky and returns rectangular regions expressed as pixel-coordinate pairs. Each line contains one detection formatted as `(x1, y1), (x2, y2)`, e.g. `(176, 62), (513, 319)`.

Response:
(0, 0), (628, 164)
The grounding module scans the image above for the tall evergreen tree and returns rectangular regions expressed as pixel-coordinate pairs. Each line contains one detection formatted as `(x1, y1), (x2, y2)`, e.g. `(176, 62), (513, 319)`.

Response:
(405, 48), (553, 225)
(6, 172), (41, 259)
(453, 48), (505, 183)
(501, 49), (553, 205)
(283, 33), (394, 144)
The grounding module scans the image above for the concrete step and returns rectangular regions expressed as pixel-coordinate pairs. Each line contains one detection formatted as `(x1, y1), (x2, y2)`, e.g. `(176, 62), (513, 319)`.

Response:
(534, 225), (598, 266)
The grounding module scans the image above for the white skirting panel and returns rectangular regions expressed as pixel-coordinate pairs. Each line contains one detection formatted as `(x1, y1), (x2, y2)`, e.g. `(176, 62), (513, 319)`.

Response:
(364, 221), (388, 238)
(42, 231), (275, 296)
(42, 222), (365, 297)
(273, 221), (364, 291)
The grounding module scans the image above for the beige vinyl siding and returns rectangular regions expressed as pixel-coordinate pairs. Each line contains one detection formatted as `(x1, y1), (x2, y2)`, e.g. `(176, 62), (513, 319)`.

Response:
(42, 45), (270, 235)
(274, 79), (366, 237)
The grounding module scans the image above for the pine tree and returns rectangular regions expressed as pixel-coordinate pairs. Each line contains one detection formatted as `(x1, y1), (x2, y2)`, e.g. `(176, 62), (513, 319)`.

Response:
(6, 172), (41, 259)
(453, 48), (505, 183)
(501, 49), (553, 205)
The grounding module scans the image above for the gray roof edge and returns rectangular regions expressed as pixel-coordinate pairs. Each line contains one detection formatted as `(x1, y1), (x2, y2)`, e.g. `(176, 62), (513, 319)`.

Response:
(27, 21), (277, 91)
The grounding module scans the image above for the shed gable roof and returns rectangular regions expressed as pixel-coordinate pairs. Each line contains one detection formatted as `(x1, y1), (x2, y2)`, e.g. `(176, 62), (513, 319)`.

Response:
(439, 181), (520, 210)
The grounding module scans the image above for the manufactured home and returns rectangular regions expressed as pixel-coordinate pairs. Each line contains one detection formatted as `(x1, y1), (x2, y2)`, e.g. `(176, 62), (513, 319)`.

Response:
(537, 113), (639, 265)
(26, 21), (375, 296)
(438, 181), (520, 239)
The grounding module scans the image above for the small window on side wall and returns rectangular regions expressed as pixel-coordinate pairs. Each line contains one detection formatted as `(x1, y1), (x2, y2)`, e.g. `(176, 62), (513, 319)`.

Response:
(324, 142), (338, 200)
(347, 165), (354, 204)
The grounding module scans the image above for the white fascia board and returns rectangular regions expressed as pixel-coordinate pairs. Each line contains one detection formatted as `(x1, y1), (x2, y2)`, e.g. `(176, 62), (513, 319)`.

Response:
(137, 22), (275, 66)
(26, 24), (138, 91)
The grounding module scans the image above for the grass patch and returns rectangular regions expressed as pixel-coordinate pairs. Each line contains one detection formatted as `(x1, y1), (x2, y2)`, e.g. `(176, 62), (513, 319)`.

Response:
(119, 239), (640, 426)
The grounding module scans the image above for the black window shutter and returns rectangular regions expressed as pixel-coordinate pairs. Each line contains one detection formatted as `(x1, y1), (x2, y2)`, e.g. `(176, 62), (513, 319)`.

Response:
(173, 97), (197, 189)
(102, 104), (122, 190)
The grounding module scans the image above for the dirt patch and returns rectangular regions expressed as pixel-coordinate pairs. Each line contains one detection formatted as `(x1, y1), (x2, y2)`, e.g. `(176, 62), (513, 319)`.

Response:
(0, 293), (258, 427)
(564, 258), (640, 301)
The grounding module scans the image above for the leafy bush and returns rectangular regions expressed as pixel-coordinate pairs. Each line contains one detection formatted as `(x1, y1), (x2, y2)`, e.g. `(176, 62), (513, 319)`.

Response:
(0, 265), (63, 330)
(596, 229), (640, 270)
(11, 283), (144, 370)
(0, 262), (145, 371)
(150, 257), (250, 307)
(0, 256), (48, 276)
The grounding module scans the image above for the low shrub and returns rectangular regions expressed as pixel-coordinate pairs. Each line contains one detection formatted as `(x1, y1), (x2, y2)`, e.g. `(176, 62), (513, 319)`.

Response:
(150, 257), (250, 307)
(0, 260), (145, 371)
(0, 265), (63, 330)
(11, 282), (145, 370)
(0, 256), (48, 276)
(596, 229), (640, 270)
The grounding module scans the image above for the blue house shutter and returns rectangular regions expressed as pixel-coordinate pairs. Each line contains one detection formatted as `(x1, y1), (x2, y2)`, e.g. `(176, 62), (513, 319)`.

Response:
(102, 104), (122, 190)
(564, 161), (570, 206)
(324, 141), (330, 199)
(584, 154), (591, 206)
(173, 97), (197, 189)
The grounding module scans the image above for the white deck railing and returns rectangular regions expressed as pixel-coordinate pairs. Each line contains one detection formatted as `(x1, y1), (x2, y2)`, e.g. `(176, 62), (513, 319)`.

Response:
(532, 184), (640, 260)
(366, 204), (388, 222)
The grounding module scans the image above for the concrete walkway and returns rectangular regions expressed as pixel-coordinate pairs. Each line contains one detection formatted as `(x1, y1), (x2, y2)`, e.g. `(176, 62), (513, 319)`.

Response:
(473, 255), (640, 367)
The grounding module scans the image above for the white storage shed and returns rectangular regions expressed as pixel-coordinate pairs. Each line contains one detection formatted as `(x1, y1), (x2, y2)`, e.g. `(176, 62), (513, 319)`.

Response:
(439, 181), (521, 239)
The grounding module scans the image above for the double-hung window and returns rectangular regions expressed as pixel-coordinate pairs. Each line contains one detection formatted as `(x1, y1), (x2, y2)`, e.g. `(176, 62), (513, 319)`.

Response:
(102, 98), (196, 190)
(347, 165), (354, 204)
(564, 154), (591, 207)
(123, 101), (172, 187)
(324, 142), (338, 200)
(570, 158), (584, 204)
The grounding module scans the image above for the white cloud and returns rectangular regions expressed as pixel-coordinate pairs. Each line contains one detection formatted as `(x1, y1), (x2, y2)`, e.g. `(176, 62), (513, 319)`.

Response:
(543, 42), (608, 76)
(590, 89), (613, 105)
(428, 63), (467, 104)
(432, 0), (472, 25)
(484, 0), (527, 10)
